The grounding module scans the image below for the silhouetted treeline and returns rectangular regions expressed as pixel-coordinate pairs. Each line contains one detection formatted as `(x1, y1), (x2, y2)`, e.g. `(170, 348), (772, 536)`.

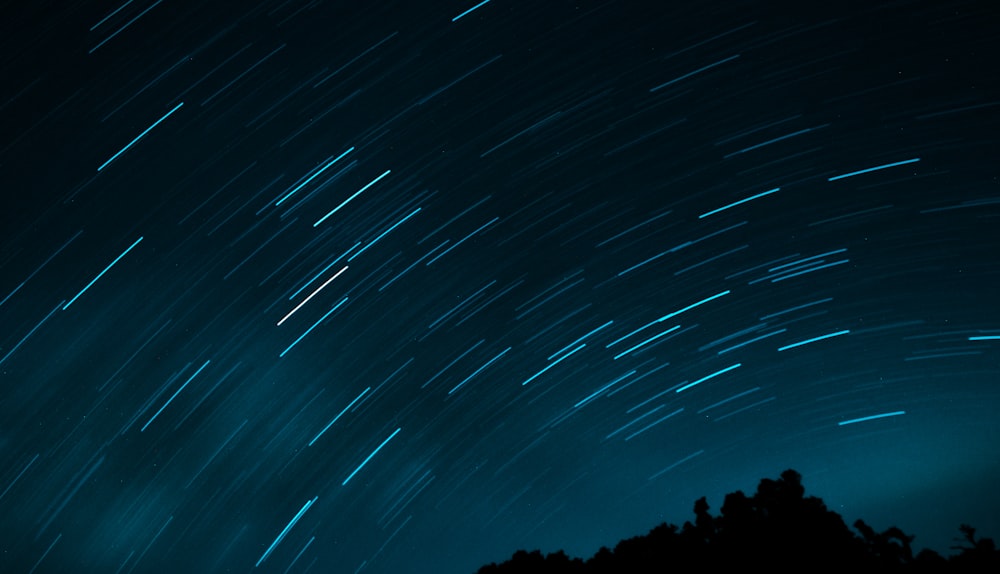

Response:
(477, 470), (999, 572)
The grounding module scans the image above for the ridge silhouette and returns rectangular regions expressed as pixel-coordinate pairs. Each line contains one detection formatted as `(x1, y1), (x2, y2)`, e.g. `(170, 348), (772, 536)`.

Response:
(476, 469), (999, 572)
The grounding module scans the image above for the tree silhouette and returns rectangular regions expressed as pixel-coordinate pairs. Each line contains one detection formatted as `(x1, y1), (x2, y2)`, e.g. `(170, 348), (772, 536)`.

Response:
(475, 469), (999, 572)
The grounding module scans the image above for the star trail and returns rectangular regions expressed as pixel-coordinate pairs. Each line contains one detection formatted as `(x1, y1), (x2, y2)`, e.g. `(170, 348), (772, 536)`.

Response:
(1, 1), (998, 573)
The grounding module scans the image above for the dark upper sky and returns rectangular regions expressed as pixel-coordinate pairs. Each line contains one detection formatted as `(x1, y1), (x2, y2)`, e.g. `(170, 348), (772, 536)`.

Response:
(1, 1), (998, 572)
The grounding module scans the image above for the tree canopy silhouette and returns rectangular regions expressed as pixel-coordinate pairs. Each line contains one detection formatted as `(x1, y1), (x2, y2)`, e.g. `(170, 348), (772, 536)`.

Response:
(476, 469), (999, 572)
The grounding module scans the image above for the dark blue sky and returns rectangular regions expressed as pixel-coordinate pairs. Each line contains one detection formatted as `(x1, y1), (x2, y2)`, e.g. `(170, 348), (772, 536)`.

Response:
(1, 1), (998, 572)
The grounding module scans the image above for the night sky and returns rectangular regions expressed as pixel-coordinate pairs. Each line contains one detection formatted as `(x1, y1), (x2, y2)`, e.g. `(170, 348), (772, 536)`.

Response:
(2, 0), (999, 572)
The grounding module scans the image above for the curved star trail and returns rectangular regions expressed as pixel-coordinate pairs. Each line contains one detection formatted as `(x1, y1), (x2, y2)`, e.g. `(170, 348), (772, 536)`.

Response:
(1, 1), (998, 572)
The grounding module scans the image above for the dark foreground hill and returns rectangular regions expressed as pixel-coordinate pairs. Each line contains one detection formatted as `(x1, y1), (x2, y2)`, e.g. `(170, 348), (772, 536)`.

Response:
(476, 470), (999, 572)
